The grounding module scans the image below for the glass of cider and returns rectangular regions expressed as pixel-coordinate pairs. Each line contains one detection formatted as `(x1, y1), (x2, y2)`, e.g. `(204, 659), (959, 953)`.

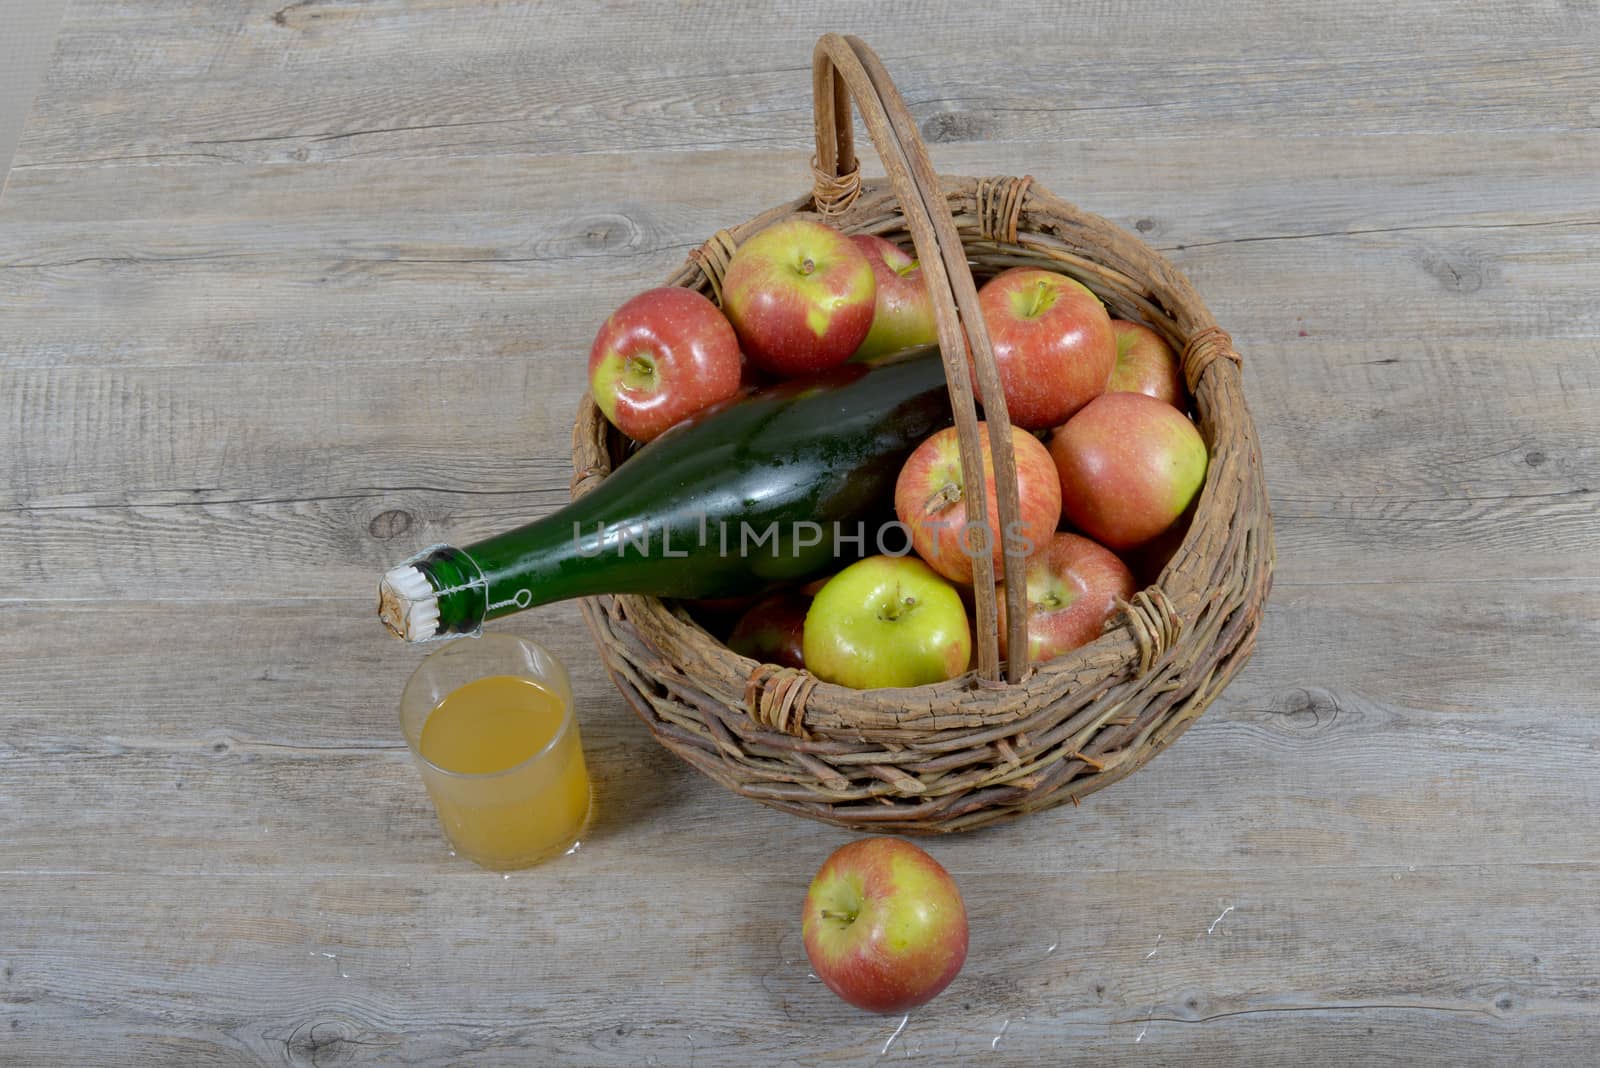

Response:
(399, 633), (592, 870)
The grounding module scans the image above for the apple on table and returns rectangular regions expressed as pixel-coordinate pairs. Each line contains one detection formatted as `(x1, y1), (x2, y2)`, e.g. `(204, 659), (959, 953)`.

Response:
(588, 286), (743, 442)
(975, 266), (1116, 430)
(1049, 391), (1208, 551)
(1108, 319), (1186, 409)
(849, 234), (938, 363)
(802, 836), (969, 1014)
(803, 555), (970, 690)
(894, 422), (1061, 586)
(998, 532), (1137, 663)
(723, 219), (877, 377)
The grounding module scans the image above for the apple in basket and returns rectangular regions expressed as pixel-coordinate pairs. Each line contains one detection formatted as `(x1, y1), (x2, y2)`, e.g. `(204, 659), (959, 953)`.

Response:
(975, 266), (1116, 430)
(1050, 391), (1209, 551)
(587, 287), (743, 442)
(723, 219), (877, 376)
(1108, 319), (1186, 410)
(894, 423), (1061, 586)
(998, 532), (1137, 663)
(803, 556), (970, 690)
(849, 234), (938, 363)
(726, 590), (810, 670)
(802, 837), (969, 1014)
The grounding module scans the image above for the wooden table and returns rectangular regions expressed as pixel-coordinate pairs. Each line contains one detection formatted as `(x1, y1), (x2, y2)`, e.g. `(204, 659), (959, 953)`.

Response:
(4, 2), (1597, 1063)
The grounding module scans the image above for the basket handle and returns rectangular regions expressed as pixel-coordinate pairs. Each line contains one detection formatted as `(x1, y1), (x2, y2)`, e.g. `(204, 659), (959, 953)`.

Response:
(810, 34), (1031, 684)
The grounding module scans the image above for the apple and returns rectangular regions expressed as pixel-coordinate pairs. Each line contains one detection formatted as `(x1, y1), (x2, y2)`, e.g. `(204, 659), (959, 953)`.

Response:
(682, 595), (755, 637)
(974, 267), (1116, 429)
(726, 591), (810, 670)
(803, 556), (971, 689)
(997, 532), (1137, 663)
(894, 423), (1061, 586)
(802, 837), (968, 1014)
(849, 234), (938, 363)
(1049, 392), (1208, 550)
(1123, 497), (1198, 587)
(588, 286), (743, 442)
(1108, 319), (1185, 409)
(723, 219), (877, 376)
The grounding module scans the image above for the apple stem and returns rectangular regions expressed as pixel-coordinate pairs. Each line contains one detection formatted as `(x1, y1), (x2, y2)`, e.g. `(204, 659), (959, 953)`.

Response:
(923, 481), (962, 515)
(1026, 280), (1051, 318)
(819, 909), (857, 924)
(800, 257), (816, 276)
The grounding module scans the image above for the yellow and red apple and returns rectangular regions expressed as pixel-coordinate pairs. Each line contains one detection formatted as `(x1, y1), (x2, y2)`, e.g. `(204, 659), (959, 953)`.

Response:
(1108, 319), (1185, 409)
(1049, 392), (1208, 550)
(998, 532), (1137, 663)
(893, 423), (1061, 586)
(723, 219), (877, 377)
(849, 234), (937, 363)
(587, 286), (743, 443)
(802, 556), (970, 689)
(974, 267), (1116, 429)
(802, 837), (968, 1014)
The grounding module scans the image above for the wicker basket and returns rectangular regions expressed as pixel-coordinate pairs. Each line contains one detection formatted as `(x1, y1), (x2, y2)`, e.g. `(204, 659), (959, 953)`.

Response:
(571, 34), (1273, 833)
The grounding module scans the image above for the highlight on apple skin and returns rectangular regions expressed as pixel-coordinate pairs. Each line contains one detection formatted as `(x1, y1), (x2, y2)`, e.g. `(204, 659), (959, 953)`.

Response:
(801, 836), (969, 1014)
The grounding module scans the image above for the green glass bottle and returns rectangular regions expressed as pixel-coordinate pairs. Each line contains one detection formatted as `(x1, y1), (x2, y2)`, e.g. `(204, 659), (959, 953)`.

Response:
(378, 349), (953, 641)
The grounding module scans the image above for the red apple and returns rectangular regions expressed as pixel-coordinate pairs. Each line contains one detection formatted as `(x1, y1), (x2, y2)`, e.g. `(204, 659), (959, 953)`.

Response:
(974, 267), (1116, 429)
(997, 532), (1137, 663)
(588, 287), (743, 442)
(894, 423), (1061, 586)
(726, 591), (809, 670)
(1123, 497), (1198, 587)
(802, 837), (968, 1014)
(723, 219), (877, 376)
(1049, 392), (1208, 550)
(849, 234), (937, 363)
(681, 595), (756, 639)
(1108, 320), (1185, 409)
(803, 556), (971, 690)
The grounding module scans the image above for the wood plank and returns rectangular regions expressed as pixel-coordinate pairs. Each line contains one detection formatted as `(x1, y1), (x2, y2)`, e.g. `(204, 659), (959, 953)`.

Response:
(6, 0), (1600, 1062)
(2, 592), (1597, 876)
(4, 865), (1597, 1065)
(12, 1), (1598, 170)
(3, 132), (1597, 370)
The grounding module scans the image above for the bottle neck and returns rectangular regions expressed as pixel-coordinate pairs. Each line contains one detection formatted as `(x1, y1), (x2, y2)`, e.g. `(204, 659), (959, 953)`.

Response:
(378, 544), (490, 641)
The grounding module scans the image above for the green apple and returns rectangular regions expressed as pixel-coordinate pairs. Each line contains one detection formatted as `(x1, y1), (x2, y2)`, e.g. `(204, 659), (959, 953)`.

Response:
(803, 555), (971, 689)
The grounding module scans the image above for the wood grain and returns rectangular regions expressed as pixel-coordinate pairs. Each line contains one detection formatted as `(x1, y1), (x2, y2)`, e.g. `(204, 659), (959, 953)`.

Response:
(11, 1), (1598, 169)
(4, 0), (1600, 1063)
(2, 593), (1598, 873)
